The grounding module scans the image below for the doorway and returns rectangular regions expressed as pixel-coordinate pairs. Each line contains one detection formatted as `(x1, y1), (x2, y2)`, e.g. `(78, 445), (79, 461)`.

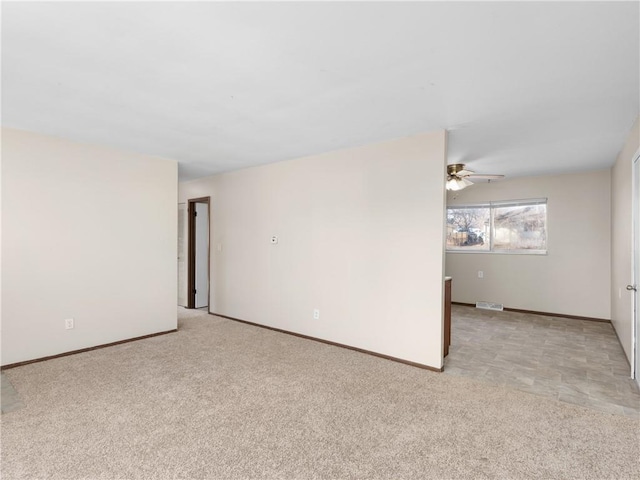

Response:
(188, 197), (210, 310)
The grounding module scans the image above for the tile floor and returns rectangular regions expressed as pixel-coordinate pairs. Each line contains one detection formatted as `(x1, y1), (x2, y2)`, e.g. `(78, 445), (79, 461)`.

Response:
(1, 372), (24, 414)
(444, 305), (640, 417)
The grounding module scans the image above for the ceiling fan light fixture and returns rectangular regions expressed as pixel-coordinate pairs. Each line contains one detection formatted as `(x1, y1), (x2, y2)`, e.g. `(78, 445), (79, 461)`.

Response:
(446, 162), (503, 191)
(446, 177), (470, 191)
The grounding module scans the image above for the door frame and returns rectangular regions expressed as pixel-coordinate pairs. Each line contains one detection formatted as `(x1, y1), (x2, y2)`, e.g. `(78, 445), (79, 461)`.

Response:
(187, 197), (210, 309)
(632, 150), (639, 383)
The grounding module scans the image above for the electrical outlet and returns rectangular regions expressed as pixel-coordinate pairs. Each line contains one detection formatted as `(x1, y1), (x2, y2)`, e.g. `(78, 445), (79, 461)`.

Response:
(313, 309), (320, 320)
(65, 318), (74, 330)
(478, 271), (484, 279)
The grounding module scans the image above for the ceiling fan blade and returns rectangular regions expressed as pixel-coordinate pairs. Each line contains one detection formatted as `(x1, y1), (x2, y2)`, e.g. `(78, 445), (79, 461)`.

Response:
(461, 177), (474, 186)
(456, 169), (475, 177)
(467, 174), (505, 181)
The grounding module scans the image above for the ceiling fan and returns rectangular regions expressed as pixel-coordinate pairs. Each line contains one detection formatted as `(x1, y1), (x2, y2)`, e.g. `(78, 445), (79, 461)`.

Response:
(446, 163), (505, 191)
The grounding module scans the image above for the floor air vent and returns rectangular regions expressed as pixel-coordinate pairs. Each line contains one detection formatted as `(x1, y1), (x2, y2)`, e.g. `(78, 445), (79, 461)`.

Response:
(476, 301), (504, 311)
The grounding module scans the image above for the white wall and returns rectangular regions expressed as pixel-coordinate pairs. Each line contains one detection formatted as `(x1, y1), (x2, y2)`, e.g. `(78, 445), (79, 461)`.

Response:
(611, 117), (640, 361)
(180, 132), (447, 369)
(446, 169), (611, 319)
(1, 128), (178, 365)
(177, 203), (188, 307)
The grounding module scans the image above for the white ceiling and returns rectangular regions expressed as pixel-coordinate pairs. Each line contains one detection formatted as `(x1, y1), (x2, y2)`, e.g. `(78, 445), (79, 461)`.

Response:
(2, 2), (638, 181)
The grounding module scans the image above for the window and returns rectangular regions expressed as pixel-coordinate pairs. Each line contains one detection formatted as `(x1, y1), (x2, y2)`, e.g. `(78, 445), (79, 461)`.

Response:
(446, 199), (547, 254)
(446, 205), (491, 252)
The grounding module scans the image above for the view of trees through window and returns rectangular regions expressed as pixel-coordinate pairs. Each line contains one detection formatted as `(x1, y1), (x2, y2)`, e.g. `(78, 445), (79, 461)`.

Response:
(446, 200), (547, 253)
(446, 206), (490, 251)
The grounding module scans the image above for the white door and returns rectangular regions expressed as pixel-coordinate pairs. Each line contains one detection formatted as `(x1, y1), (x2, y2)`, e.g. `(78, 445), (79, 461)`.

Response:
(633, 154), (639, 386)
(195, 202), (209, 308)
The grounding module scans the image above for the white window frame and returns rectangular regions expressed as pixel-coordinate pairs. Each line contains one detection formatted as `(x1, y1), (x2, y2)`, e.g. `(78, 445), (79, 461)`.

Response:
(446, 198), (548, 255)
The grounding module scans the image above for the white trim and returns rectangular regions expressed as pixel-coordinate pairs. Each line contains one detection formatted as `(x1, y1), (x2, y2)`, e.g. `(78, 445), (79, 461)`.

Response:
(448, 198), (547, 210)
(631, 148), (639, 384)
(446, 250), (548, 255)
(489, 198), (548, 207)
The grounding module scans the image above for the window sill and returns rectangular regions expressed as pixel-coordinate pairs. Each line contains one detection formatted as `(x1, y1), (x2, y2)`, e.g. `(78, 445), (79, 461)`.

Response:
(445, 250), (548, 256)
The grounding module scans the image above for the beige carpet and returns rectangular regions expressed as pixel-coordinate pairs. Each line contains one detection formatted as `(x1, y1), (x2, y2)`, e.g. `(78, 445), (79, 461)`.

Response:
(1, 308), (638, 479)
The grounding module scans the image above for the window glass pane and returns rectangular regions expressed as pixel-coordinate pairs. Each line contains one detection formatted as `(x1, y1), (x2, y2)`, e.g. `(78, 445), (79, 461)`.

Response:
(492, 203), (547, 252)
(446, 207), (490, 251)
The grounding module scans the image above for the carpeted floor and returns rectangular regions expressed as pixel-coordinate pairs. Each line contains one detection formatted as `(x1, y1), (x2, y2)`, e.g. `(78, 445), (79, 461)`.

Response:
(1, 308), (639, 479)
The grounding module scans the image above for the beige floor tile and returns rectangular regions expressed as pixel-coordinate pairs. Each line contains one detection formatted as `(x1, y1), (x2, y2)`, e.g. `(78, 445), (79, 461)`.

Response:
(444, 305), (639, 417)
(1, 373), (25, 414)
